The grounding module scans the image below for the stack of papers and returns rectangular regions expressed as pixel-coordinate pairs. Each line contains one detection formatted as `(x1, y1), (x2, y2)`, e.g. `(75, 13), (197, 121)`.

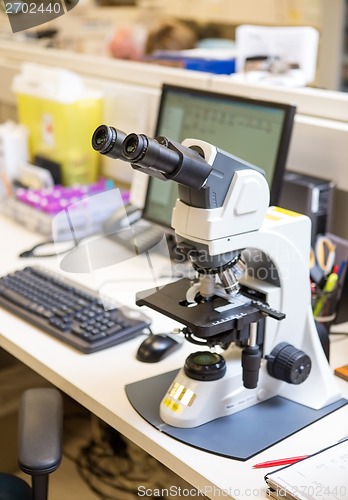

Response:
(265, 438), (348, 499)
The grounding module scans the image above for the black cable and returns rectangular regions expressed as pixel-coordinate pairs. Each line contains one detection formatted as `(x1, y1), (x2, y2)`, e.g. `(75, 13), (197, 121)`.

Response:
(63, 417), (167, 500)
(19, 239), (80, 258)
(76, 442), (164, 499)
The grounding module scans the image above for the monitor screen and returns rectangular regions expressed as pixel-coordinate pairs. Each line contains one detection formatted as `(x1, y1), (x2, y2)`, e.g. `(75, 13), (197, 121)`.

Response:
(142, 84), (296, 231)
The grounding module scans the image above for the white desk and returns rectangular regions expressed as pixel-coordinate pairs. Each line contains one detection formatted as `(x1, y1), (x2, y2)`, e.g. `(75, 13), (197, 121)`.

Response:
(1, 214), (348, 499)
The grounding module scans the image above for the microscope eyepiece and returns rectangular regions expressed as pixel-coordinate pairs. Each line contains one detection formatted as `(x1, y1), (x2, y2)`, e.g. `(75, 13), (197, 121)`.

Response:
(121, 132), (213, 190)
(123, 133), (148, 162)
(91, 125), (127, 159)
(122, 133), (182, 176)
(92, 126), (213, 190)
(92, 125), (110, 151)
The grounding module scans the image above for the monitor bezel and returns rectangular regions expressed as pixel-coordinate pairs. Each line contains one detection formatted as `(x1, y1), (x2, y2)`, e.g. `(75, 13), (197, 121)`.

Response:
(142, 83), (296, 230)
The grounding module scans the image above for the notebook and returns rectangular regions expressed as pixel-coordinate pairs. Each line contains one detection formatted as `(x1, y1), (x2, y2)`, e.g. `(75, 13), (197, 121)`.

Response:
(265, 438), (348, 500)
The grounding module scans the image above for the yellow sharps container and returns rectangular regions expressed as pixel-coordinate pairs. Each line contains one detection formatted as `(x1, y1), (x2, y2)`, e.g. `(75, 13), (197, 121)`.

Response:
(12, 63), (103, 186)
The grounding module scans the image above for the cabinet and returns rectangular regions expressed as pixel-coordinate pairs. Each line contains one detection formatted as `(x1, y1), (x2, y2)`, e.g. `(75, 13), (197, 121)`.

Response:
(316, 0), (347, 91)
(165, 0), (322, 27)
(164, 0), (347, 91)
(341, 0), (348, 90)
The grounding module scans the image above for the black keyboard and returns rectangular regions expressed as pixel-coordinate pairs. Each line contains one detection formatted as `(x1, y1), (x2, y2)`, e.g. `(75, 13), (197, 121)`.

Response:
(0, 266), (151, 354)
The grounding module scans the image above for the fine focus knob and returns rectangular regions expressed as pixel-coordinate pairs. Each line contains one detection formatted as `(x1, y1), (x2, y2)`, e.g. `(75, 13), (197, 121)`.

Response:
(266, 342), (311, 384)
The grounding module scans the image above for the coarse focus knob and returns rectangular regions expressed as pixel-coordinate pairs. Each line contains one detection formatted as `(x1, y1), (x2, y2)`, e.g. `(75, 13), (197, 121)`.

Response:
(266, 342), (311, 384)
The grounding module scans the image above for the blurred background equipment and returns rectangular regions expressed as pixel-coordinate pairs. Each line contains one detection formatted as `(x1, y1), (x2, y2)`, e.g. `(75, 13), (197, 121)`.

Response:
(0, 120), (28, 183)
(12, 63), (103, 186)
(279, 171), (335, 244)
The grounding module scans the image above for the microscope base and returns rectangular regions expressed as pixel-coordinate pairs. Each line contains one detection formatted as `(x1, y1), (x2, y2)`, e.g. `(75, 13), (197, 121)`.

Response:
(125, 369), (347, 460)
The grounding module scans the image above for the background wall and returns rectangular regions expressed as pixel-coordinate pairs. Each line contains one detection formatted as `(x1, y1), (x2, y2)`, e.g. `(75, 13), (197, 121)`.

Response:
(0, 0), (347, 238)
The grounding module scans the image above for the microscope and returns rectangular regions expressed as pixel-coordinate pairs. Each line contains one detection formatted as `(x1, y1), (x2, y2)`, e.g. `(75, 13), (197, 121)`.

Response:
(92, 125), (341, 429)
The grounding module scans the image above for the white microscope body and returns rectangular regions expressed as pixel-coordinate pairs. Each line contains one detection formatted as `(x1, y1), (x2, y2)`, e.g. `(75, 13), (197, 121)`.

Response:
(91, 127), (342, 429)
(158, 139), (341, 427)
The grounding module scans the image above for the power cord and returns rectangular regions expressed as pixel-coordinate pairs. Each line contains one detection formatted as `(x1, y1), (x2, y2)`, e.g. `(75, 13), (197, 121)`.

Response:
(63, 415), (172, 499)
(19, 239), (80, 258)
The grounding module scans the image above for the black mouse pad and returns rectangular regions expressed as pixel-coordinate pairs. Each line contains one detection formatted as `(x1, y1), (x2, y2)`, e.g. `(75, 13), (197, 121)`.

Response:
(125, 370), (348, 460)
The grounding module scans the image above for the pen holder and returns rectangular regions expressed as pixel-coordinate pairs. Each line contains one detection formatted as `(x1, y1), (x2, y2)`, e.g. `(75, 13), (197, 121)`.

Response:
(312, 285), (341, 325)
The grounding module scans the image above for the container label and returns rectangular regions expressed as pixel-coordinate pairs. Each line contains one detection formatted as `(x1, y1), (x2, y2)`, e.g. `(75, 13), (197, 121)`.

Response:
(42, 113), (55, 148)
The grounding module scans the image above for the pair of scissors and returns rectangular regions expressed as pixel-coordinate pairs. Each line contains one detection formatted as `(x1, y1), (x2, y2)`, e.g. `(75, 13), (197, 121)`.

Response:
(310, 235), (336, 276)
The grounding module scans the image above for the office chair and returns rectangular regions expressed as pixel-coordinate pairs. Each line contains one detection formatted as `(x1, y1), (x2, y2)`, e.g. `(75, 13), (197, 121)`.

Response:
(0, 387), (63, 500)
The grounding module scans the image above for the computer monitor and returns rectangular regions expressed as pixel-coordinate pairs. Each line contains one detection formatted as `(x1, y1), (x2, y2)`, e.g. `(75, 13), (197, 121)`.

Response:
(142, 84), (296, 231)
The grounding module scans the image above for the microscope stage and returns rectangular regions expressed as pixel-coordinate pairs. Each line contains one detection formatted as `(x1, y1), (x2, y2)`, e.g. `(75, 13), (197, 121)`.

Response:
(136, 278), (263, 338)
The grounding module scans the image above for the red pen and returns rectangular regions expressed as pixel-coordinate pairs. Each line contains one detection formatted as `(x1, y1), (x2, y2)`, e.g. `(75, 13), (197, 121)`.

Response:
(252, 455), (308, 469)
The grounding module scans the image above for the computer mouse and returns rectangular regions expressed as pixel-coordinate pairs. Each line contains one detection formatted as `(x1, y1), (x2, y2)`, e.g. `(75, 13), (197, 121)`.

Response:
(136, 334), (182, 363)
